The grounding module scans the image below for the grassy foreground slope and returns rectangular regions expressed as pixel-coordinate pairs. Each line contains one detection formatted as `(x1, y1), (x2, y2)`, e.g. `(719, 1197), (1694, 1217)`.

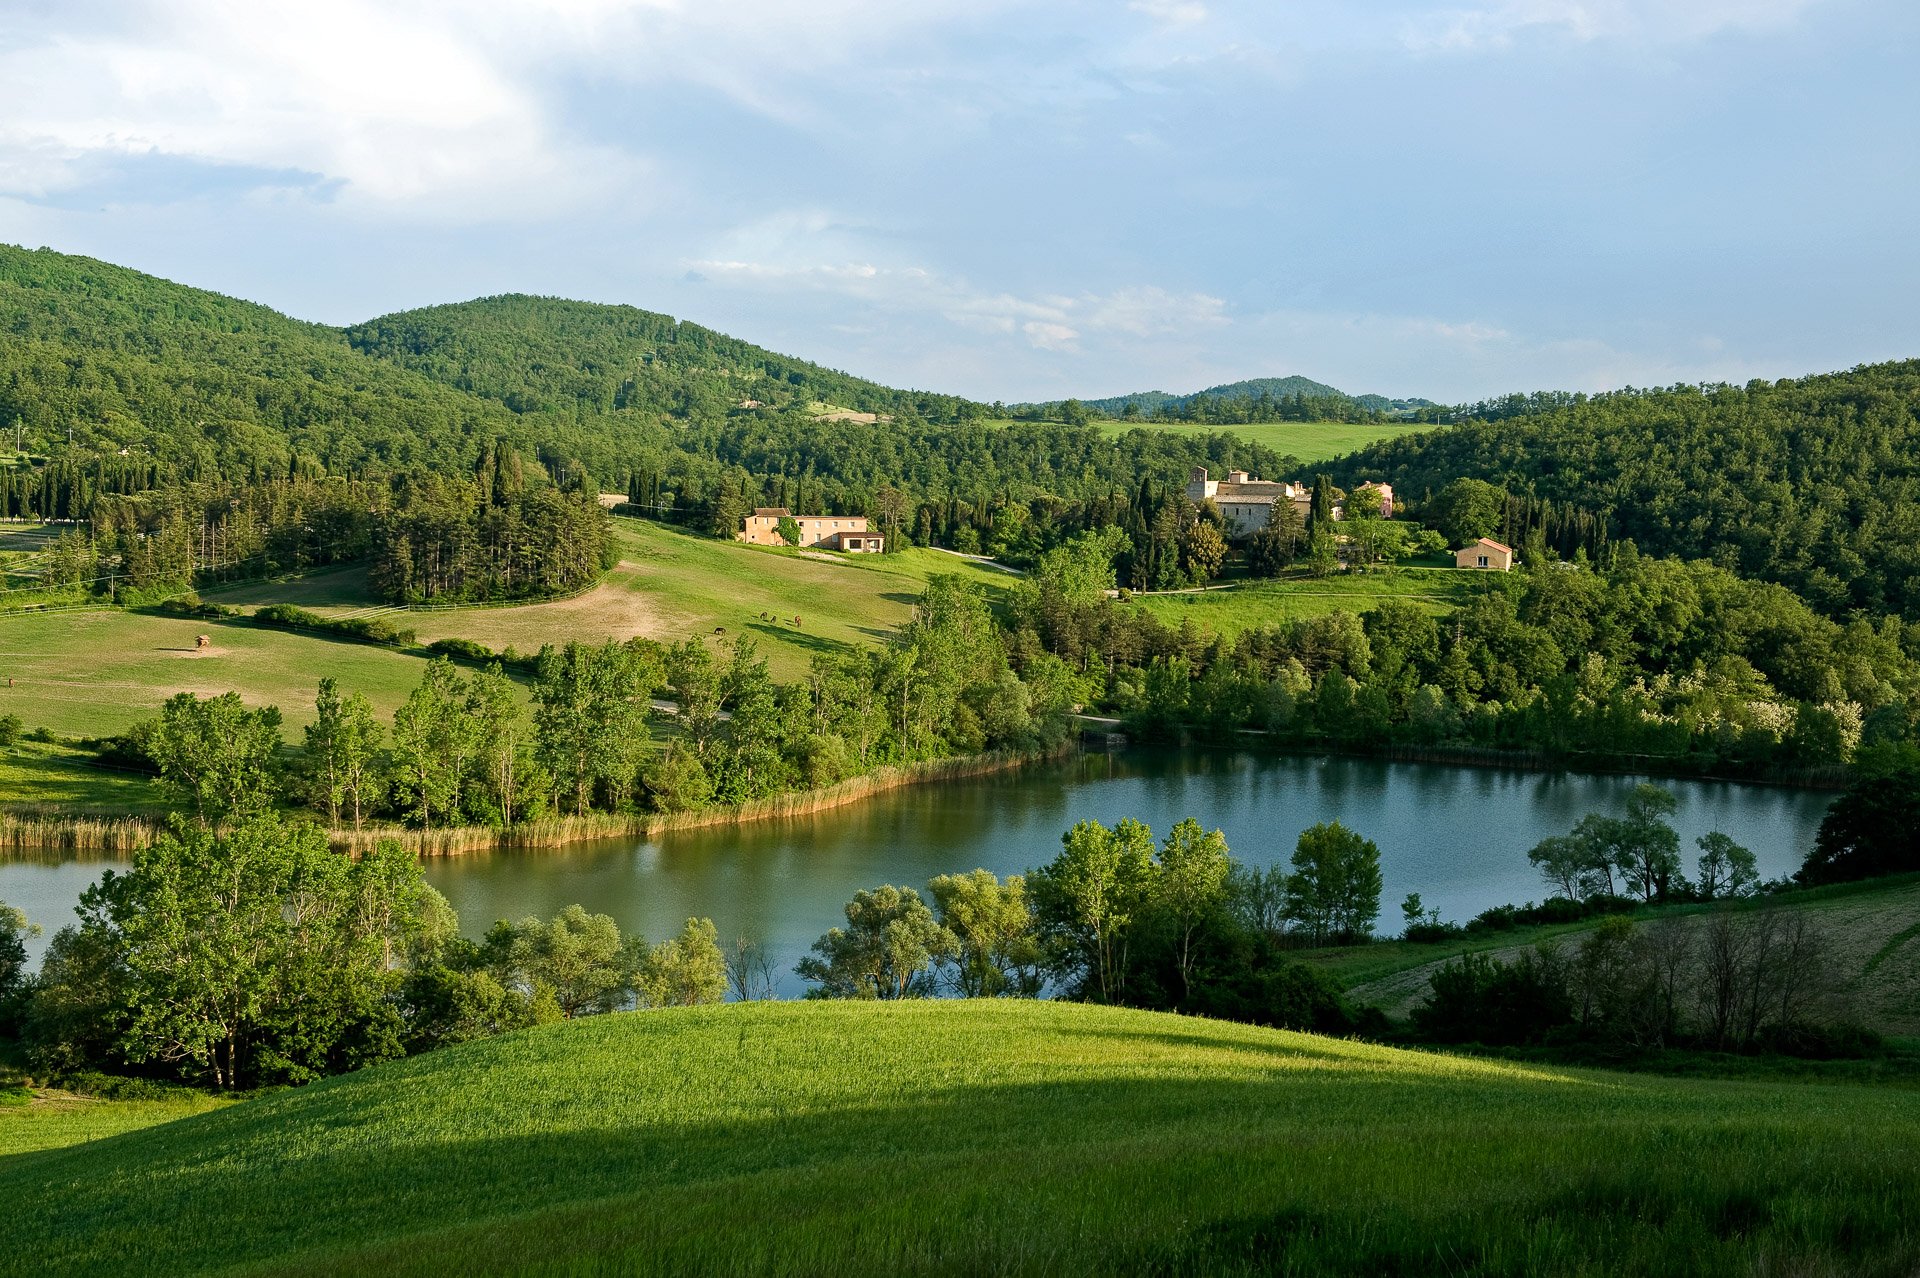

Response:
(5, 1001), (1918, 1277)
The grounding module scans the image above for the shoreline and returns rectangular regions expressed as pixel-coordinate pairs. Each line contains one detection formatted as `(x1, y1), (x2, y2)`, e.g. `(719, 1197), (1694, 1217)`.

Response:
(1074, 720), (1852, 792)
(1, 748), (1053, 860)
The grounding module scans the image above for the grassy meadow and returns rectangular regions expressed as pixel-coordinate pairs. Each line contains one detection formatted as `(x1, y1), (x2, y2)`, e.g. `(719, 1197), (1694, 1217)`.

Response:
(399, 519), (1017, 679)
(2, 999), (1916, 1277)
(0, 518), (1019, 752)
(0, 606), (436, 740)
(1133, 566), (1482, 637)
(0, 739), (168, 814)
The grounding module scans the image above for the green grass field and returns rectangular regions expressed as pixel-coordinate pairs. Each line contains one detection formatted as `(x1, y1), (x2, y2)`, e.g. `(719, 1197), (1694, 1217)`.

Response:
(400, 520), (1017, 679)
(209, 519), (1017, 682)
(0, 1088), (226, 1159)
(2, 1000), (1915, 1276)
(0, 739), (168, 813)
(1133, 567), (1482, 637)
(0, 607), (436, 740)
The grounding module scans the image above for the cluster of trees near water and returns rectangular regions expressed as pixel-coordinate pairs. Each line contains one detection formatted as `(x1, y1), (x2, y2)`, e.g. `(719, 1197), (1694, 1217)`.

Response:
(789, 816), (1379, 1031)
(1004, 528), (1920, 776)
(0, 813), (733, 1089)
(100, 577), (1070, 832)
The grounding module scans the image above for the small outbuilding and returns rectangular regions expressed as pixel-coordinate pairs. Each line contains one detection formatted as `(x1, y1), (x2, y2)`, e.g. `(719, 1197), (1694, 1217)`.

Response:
(1455, 538), (1515, 571)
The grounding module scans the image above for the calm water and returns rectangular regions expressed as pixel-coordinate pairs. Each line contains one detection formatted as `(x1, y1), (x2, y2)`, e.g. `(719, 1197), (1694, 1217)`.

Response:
(2, 749), (1834, 995)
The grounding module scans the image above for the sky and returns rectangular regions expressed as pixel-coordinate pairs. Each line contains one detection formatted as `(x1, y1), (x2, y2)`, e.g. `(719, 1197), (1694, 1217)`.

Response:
(1, 0), (1915, 405)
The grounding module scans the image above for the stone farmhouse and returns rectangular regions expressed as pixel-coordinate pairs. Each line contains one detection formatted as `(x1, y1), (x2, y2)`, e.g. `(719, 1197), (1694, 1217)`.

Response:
(738, 508), (884, 553)
(1456, 537), (1514, 571)
(1185, 467), (1311, 538)
(1184, 467), (1395, 539)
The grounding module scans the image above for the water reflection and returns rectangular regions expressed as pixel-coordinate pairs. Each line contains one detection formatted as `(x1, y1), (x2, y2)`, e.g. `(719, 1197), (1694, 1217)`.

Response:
(2, 748), (1835, 995)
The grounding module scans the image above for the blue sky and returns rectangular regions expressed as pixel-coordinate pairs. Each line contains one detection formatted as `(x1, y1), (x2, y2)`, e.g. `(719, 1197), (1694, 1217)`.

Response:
(1, 0), (1914, 403)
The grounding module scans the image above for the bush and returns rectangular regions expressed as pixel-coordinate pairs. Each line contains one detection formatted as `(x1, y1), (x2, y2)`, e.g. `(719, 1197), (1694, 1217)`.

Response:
(251, 604), (416, 648)
(25, 726), (56, 744)
(0, 714), (22, 749)
(1755, 1020), (1883, 1060)
(425, 637), (498, 665)
(1411, 947), (1574, 1046)
(1403, 919), (1464, 944)
(154, 596), (240, 620)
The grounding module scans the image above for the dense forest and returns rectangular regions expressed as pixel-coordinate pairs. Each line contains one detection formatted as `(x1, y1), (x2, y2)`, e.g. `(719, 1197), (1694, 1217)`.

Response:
(1333, 367), (1920, 619)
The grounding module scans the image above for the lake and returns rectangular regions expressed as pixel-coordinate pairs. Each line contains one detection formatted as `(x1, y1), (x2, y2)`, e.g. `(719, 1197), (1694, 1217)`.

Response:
(0, 749), (1835, 995)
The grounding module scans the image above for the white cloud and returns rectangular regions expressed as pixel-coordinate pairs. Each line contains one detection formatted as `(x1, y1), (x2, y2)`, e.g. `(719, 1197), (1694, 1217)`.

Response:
(1129, 0), (1210, 27)
(689, 219), (1227, 355)
(1401, 0), (1827, 51)
(0, 0), (657, 219)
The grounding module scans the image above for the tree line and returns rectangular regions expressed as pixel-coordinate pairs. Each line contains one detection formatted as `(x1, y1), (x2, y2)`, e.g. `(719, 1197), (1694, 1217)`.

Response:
(103, 577), (1072, 832)
(1007, 528), (1920, 776)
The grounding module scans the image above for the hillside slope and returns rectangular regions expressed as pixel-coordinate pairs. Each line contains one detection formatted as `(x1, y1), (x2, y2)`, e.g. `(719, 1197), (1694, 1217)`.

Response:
(3, 1001), (1915, 1276)
(0, 245), (514, 472)
(346, 294), (980, 425)
(1330, 364), (1920, 618)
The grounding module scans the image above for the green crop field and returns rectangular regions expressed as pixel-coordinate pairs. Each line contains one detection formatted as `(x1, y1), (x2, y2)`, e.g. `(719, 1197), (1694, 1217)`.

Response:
(1133, 567), (1482, 637)
(2, 1000), (1915, 1276)
(1093, 417), (1437, 465)
(983, 417), (1435, 465)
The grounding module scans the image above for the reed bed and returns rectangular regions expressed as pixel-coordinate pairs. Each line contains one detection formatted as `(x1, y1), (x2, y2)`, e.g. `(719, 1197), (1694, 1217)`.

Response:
(0, 810), (157, 854)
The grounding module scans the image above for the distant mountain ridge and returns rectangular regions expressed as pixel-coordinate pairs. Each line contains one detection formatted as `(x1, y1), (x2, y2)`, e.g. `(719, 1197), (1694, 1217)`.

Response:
(1020, 376), (1436, 418)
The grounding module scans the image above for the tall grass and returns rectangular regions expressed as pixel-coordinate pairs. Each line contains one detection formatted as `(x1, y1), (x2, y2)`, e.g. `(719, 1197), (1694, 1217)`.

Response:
(0, 810), (155, 853)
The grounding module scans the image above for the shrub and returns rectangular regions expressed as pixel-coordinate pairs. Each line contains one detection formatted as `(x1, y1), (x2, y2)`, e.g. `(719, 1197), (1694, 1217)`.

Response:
(425, 637), (498, 665)
(154, 596), (240, 620)
(251, 604), (416, 648)
(0, 714), (22, 748)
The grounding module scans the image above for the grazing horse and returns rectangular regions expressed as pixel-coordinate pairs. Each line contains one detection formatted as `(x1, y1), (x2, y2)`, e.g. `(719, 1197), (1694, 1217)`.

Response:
(792, 616), (802, 627)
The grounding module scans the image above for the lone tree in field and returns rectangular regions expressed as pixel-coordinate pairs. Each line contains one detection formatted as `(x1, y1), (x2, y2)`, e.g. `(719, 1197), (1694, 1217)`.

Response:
(1283, 821), (1383, 945)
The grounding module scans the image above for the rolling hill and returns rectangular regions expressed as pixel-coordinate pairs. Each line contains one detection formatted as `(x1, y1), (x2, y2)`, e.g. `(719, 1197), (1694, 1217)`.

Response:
(1328, 364), (1920, 619)
(2, 1000), (1914, 1276)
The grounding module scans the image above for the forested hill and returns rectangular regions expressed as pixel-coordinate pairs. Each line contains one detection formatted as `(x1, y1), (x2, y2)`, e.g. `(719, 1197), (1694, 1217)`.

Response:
(345, 294), (982, 426)
(0, 244), (516, 473)
(0, 247), (982, 481)
(1330, 363), (1920, 619)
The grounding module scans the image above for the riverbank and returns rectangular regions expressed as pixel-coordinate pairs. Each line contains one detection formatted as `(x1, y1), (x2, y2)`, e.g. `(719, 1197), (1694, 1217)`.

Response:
(1, 747), (1055, 860)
